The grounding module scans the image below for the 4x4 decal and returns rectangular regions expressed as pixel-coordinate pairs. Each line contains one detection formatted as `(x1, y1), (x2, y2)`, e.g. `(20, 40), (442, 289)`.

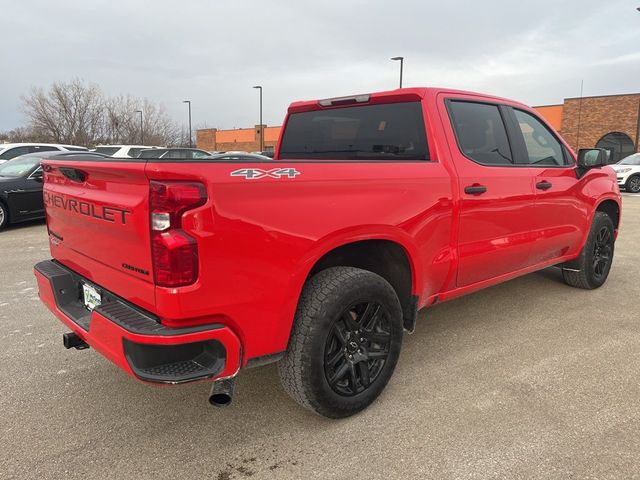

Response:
(230, 168), (300, 180)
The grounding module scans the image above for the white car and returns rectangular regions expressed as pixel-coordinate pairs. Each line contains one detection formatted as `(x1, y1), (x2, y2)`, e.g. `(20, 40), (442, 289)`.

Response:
(93, 145), (158, 158)
(611, 153), (640, 193)
(0, 143), (87, 164)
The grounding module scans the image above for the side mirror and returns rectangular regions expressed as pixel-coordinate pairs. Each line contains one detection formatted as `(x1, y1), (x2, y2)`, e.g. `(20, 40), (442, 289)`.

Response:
(29, 169), (44, 182)
(577, 148), (606, 168)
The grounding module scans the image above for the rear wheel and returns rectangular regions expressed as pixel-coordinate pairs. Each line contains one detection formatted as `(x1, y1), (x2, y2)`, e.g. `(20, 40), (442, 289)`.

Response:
(278, 267), (403, 418)
(626, 175), (640, 193)
(0, 202), (8, 230)
(562, 212), (615, 289)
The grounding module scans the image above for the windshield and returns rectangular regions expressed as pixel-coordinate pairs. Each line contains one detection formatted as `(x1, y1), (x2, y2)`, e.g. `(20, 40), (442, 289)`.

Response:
(0, 155), (41, 177)
(618, 154), (640, 166)
(94, 147), (120, 156)
(279, 101), (429, 160)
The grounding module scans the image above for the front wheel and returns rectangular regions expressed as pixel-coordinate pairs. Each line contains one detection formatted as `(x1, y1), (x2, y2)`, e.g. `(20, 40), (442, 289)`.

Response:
(278, 267), (403, 418)
(626, 175), (640, 194)
(0, 202), (8, 231)
(562, 212), (615, 289)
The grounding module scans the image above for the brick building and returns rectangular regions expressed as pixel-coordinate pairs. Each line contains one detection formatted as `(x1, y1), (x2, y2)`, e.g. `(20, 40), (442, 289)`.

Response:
(535, 93), (640, 163)
(196, 125), (281, 153)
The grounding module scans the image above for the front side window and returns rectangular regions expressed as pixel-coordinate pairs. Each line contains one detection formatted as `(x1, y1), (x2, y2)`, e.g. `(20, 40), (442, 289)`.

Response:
(279, 102), (429, 160)
(513, 109), (566, 166)
(448, 101), (513, 165)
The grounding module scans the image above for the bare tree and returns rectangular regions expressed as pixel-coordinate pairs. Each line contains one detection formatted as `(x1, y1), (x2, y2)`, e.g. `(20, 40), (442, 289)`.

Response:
(0, 126), (47, 143)
(22, 79), (104, 145)
(21, 79), (181, 147)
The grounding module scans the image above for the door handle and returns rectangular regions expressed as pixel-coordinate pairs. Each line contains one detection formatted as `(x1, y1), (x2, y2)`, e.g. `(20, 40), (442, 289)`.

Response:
(464, 185), (487, 195)
(536, 181), (553, 190)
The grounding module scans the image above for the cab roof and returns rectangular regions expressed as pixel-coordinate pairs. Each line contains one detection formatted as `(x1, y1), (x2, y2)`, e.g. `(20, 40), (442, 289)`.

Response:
(287, 87), (531, 114)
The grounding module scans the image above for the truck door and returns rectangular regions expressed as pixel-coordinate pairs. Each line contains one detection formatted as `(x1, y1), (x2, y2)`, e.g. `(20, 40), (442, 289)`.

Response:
(505, 107), (588, 263)
(441, 97), (537, 287)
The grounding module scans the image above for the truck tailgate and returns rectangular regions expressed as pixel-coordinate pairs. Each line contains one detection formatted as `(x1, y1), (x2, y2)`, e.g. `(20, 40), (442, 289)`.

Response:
(42, 159), (155, 311)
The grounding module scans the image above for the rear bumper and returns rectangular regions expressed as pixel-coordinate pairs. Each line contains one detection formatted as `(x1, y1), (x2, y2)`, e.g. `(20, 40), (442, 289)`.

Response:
(34, 260), (241, 384)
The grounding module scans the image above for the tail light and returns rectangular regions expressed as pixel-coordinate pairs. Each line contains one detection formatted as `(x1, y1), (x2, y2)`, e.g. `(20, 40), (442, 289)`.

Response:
(150, 181), (207, 287)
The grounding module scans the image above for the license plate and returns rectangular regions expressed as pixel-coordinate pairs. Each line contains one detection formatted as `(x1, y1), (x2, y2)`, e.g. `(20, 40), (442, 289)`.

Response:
(82, 283), (102, 311)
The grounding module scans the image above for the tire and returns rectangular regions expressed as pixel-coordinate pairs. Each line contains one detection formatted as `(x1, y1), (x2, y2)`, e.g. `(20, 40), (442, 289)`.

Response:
(0, 202), (8, 231)
(625, 175), (640, 194)
(562, 212), (615, 289)
(278, 266), (403, 418)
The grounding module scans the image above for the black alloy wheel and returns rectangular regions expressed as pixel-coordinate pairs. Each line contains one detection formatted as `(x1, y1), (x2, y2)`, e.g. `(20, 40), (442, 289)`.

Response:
(592, 226), (613, 282)
(278, 267), (403, 418)
(324, 301), (391, 396)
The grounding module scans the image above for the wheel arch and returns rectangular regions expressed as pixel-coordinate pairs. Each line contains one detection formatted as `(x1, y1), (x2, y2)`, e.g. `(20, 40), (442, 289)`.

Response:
(0, 197), (9, 226)
(595, 198), (620, 231)
(300, 236), (420, 332)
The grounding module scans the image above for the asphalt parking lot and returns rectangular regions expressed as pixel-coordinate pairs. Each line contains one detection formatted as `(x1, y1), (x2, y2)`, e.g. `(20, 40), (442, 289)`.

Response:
(1, 194), (639, 480)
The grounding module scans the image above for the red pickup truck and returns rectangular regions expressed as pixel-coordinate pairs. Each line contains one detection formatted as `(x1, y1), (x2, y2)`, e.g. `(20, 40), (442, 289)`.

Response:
(35, 88), (621, 418)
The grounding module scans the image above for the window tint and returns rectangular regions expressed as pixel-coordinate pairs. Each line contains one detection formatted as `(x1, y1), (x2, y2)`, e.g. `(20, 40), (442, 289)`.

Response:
(138, 149), (164, 158)
(94, 147), (120, 156)
(448, 101), (513, 165)
(513, 109), (566, 166)
(28, 146), (59, 153)
(127, 148), (145, 158)
(0, 146), (29, 160)
(192, 151), (210, 159)
(163, 150), (188, 159)
(279, 102), (429, 160)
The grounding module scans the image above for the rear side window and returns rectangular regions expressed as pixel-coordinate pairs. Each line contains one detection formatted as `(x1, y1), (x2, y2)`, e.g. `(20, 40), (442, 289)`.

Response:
(0, 146), (29, 160)
(127, 148), (145, 158)
(94, 147), (120, 156)
(513, 109), (567, 166)
(448, 101), (513, 165)
(28, 146), (59, 153)
(138, 149), (164, 158)
(279, 102), (429, 160)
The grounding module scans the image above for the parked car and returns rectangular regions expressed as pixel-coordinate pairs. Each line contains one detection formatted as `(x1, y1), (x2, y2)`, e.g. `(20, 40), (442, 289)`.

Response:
(210, 152), (273, 161)
(34, 87), (621, 418)
(92, 145), (157, 158)
(137, 148), (212, 159)
(0, 143), (87, 164)
(251, 151), (275, 158)
(0, 151), (108, 230)
(611, 153), (640, 193)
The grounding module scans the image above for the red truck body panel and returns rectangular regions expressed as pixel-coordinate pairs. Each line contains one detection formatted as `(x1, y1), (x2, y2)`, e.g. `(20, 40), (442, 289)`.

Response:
(35, 87), (621, 386)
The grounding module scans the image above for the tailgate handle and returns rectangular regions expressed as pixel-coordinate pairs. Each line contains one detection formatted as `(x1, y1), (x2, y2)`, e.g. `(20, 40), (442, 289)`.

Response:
(60, 167), (87, 183)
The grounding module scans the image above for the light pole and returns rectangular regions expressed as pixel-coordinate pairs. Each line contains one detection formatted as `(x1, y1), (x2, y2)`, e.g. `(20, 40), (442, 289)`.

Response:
(183, 100), (192, 147)
(391, 56), (404, 88)
(253, 85), (263, 152)
(134, 110), (143, 144)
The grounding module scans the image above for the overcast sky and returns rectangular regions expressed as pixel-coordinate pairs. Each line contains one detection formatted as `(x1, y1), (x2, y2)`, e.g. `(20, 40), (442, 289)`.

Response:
(1, 0), (639, 132)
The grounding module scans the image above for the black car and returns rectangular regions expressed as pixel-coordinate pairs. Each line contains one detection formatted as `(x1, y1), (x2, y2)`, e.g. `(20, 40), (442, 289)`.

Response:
(137, 148), (212, 159)
(0, 151), (108, 230)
